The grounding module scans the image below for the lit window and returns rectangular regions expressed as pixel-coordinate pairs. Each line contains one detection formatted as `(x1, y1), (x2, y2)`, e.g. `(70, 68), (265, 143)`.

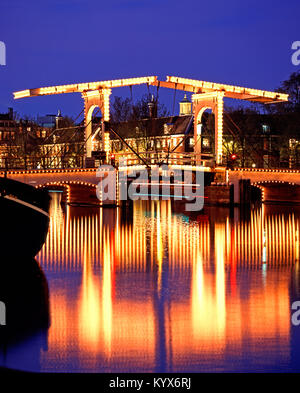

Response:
(262, 124), (270, 134)
(197, 123), (202, 136)
(203, 138), (210, 147)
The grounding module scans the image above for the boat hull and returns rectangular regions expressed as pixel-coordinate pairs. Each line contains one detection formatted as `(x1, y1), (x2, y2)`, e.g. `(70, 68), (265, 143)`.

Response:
(0, 196), (50, 258)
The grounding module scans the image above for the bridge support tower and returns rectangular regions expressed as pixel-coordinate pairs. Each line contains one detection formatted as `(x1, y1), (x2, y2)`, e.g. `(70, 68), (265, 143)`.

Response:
(192, 92), (224, 166)
(82, 88), (112, 162)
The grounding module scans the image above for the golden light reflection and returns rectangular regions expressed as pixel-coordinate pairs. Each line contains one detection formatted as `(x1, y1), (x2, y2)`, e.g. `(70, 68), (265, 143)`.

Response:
(156, 202), (163, 293)
(39, 194), (299, 371)
(102, 229), (113, 357)
(78, 215), (102, 356)
(215, 223), (226, 340)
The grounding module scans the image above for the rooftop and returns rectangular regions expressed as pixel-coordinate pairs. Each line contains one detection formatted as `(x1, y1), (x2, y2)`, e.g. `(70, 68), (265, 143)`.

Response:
(109, 115), (193, 140)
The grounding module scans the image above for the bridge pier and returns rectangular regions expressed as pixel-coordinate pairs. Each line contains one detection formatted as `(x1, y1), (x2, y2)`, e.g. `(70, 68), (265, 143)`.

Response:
(230, 178), (252, 206)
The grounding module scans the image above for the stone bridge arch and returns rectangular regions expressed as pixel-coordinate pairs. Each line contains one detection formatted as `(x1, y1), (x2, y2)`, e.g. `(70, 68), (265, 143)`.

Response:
(37, 180), (99, 206)
(251, 180), (300, 204)
(5, 168), (99, 187)
(228, 168), (300, 204)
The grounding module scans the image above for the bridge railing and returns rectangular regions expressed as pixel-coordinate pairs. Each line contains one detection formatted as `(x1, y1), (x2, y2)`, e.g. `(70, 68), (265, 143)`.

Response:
(1, 152), (299, 171)
(0, 155), (85, 171)
(0, 152), (214, 170)
(111, 151), (215, 167)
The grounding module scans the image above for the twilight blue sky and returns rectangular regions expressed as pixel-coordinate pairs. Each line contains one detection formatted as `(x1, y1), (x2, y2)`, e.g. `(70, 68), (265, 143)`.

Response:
(0, 0), (299, 118)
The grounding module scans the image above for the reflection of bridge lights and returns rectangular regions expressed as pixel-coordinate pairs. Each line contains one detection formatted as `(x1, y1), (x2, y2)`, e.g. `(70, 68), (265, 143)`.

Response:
(79, 219), (102, 353)
(262, 229), (267, 263)
(39, 197), (300, 272)
(102, 229), (113, 356)
(38, 196), (298, 369)
(215, 224), (226, 335)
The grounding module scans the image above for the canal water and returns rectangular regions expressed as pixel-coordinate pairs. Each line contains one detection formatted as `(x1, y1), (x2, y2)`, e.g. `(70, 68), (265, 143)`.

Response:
(2, 192), (300, 372)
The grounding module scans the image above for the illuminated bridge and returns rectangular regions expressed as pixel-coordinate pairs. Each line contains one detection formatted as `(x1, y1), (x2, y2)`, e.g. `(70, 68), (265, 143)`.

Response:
(13, 75), (288, 166)
(228, 167), (300, 204)
(1, 165), (300, 205)
(8, 75), (300, 205)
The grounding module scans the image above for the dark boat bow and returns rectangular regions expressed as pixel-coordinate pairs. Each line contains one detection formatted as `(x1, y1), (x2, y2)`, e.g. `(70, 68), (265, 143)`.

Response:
(0, 177), (51, 258)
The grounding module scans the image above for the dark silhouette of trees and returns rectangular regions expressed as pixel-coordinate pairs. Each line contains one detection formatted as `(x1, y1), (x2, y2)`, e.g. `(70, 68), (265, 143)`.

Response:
(110, 94), (169, 123)
(267, 71), (300, 114)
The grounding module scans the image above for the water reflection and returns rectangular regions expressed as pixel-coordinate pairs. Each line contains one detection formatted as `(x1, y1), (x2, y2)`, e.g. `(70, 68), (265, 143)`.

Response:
(0, 258), (50, 371)
(36, 193), (300, 372)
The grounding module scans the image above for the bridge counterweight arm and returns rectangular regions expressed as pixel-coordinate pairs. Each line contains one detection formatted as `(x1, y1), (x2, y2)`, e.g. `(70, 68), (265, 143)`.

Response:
(13, 76), (158, 99)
